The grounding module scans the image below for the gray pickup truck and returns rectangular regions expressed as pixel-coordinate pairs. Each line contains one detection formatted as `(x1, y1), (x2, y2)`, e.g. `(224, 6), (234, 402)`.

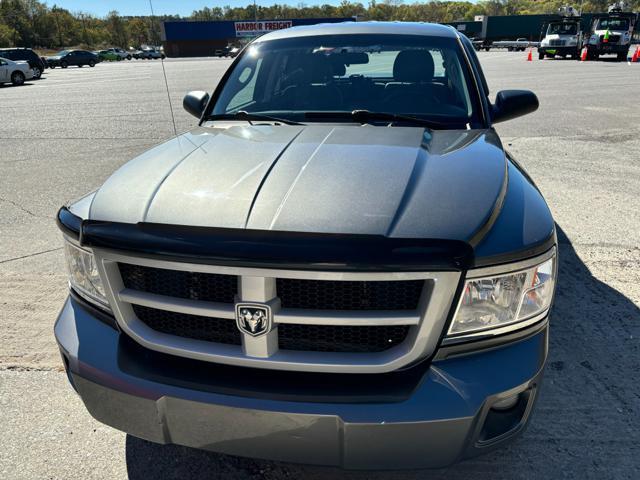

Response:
(55, 22), (557, 469)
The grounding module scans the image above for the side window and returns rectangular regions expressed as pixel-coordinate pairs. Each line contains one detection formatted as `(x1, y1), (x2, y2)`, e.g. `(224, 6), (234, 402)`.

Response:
(225, 58), (263, 112)
(0, 59), (6, 66)
(461, 36), (489, 96)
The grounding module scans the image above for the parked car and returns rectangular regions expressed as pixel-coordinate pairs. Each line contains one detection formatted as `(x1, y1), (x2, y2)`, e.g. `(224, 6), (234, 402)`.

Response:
(46, 50), (98, 68)
(0, 48), (45, 79)
(55, 22), (555, 470)
(96, 50), (119, 62)
(215, 46), (242, 58)
(0, 57), (34, 85)
(138, 48), (165, 59)
(491, 38), (538, 51)
(105, 47), (131, 60)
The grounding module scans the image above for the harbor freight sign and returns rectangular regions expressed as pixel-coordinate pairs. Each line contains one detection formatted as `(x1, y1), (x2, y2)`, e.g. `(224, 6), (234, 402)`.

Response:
(235, 20), (293, 37)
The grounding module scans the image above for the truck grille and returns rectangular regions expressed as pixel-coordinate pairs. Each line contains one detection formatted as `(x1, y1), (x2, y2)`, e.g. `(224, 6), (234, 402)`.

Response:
(119, 263), (237, 303)
(600, 34), (621, 43)
(276, 278), (423, 311)
(101, 252), (460, 373)
(278, 324), (410, 353)
(133, 305), (242, 345)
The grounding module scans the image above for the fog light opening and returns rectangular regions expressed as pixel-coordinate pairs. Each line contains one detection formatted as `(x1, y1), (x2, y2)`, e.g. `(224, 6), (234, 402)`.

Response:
(477, 389), (532, 445)
(492, 393), (520, 411)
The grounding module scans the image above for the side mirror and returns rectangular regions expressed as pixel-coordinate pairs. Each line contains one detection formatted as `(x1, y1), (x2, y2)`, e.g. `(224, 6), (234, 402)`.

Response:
(491, 90), (539, 124)
(183, 91), (210, 119)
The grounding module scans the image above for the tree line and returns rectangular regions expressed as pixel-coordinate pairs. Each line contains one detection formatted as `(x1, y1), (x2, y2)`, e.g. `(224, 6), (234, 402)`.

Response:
(1, 0), (638, 49)
(0, 0), (173, 49)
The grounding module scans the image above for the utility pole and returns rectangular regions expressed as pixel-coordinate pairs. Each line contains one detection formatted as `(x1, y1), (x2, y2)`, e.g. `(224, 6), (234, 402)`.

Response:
(79, 13), (88, 47)
(53, 9), (63, 47)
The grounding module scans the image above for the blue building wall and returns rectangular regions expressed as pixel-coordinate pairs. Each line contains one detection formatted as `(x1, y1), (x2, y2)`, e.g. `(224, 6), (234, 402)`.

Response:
(163, 18), (354, 41)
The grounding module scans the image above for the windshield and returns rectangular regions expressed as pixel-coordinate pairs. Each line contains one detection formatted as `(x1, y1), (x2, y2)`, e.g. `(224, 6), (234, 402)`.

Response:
(596, 18), (629, 30)
(547, 23), (578, 35)
(211, 34), (481, 128)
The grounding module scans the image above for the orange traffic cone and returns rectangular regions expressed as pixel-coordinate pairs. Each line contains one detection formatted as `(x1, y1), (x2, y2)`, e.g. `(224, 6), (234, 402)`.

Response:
(527, 49), (532, 61)
(580, 47), (588, 62)
(633, 46), (639, 63)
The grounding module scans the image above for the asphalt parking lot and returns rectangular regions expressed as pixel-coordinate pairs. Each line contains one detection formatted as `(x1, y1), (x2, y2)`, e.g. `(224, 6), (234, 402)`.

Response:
(1, 53), (639, 479)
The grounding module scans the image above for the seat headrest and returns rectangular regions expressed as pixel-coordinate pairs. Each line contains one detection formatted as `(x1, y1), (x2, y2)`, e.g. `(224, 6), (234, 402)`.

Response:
(393, 50), (435, 82)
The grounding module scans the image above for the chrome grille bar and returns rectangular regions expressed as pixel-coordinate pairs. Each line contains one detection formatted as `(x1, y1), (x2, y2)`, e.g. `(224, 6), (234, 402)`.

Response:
(119, 288), (235, 319)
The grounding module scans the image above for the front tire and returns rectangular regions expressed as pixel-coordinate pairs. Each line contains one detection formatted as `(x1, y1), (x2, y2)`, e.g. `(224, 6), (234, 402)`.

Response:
(11, 71), (25, 86)
(538, 51), (544, 60)
(61, 61), (68, 68)
(89, 60), (96, 67)
(32, 67), (42, 79)
(617, 52), (627, 61)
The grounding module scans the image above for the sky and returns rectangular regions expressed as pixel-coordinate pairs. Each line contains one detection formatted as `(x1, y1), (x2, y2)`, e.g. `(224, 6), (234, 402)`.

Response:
(49, 1), (346, 17)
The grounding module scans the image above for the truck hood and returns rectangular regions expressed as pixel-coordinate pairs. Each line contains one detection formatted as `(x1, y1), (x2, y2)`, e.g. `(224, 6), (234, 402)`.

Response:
(88, 124), (507, 243)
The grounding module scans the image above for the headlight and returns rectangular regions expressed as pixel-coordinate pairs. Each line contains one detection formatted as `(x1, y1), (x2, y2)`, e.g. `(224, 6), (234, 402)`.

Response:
(448, 252), (556, 337)
(63, 239), (110, 311)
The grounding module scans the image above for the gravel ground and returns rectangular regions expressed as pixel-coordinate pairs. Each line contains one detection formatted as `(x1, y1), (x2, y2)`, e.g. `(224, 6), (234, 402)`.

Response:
(1, 52), (639, 479)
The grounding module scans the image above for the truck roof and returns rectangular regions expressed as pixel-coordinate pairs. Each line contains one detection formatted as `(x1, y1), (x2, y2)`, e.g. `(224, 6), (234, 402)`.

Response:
(257, 21), (459, 42)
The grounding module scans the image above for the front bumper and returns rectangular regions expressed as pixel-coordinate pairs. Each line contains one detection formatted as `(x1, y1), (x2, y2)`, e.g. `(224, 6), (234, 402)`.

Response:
(538, 46), (579, 56)
(55, 296), (548, 470)
(588, 43), (629, 54)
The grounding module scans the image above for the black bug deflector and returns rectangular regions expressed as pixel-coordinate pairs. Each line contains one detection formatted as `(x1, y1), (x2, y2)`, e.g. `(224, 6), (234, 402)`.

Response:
(57, 206), (473, 272)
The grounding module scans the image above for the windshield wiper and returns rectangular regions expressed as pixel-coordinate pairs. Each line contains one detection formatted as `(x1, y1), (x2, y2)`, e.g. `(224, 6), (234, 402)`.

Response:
(305, 110), (453, 129)
(206, 111), (304, 126)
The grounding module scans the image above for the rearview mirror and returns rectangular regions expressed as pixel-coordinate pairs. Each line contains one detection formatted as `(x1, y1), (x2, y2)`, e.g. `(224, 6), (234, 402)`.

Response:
(491, 90), (538, 124)
(335, 52), (369, 65)
(183, 91), (210, 119)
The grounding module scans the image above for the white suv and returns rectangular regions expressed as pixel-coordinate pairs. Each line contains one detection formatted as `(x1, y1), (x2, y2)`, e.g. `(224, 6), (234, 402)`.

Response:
(0, 57), (34, 86)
